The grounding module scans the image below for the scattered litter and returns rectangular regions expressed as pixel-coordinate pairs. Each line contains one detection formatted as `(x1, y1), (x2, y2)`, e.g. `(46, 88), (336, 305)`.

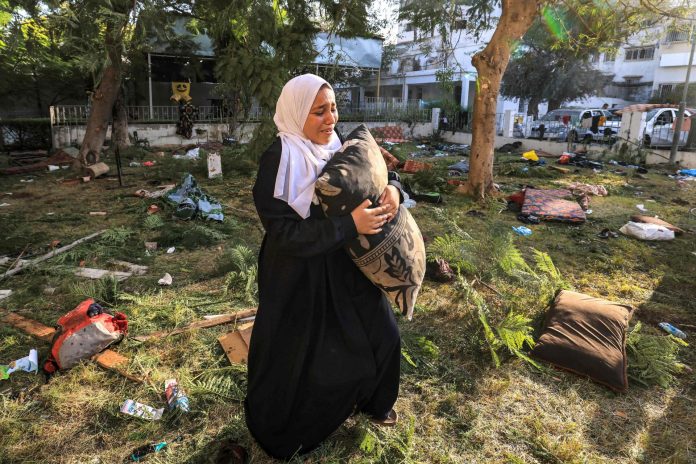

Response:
(133, 184), (176, 199)
(129, 441), (169, 462)
(153, 151), (166, 158)
(89, 211), (107, 216)
(677, 169), (696, 177)
(142, 161), (156, 167)
(145, 242), (158, 252)
(0, 203), (10, 207)
(0, 349), (38, 380)
(110, 260), (148, 275)
(403, 199), (417, 208)
(522, 150), (539, 162)
(512, 226), (532, 236)
(586, 209), (593, 214)
(517, 213), (540, 224)
(147, 204), (159, 215)
(120, 399), (164, 421)
(173, 147), (200, 160)
(158, 273), (173, 286)
(401, 160), (433, 174)
(567, 183), (608, 196)
(636, 204), (648, 213)
(619, 222), (675, 241)
(658, 322), (687, 339)
(433, 152), (447, 158)
(448, 160), (470, 175)
(165, 174), (224, 221)
(416, 144), (427, 149)
(19, 179), (34, 183)
(166, 247), (176, 254)
(165, 379), (190, 412)
(73, 267), (132, 281)
(134, 309), (257, 342)
(219, 322), (254, 365)
(129, 162), (141, 167)
(43, 286), (56, 295)
(631, 215), (684, 235)
(85, 162), (109, 178)
(597, 228), (619, 239)
(0, 290), (13, 300)
(47, 165), (60, 172)
(4, 192), (11, 195)
(82, 176), (91, 183)
(207, 152), (222, 179)
(613, 410), (629, 420)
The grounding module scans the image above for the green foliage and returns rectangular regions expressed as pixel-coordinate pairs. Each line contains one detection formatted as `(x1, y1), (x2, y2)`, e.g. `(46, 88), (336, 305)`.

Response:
(157, 223), (229, 250)
(100, 227), (134, 245)
(427, 233), (475, 274)
(626, 322), (688, 388)
(190, 374), (244, 402)
(405, 167), (452, 194)
(68, 276), (120, 305)
(219, 245), (258, 304)
(143, 214), (164, 230)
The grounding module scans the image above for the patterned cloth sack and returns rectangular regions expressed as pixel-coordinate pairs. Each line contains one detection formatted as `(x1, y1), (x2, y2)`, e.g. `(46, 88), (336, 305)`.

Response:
(315, 124), (425, 319)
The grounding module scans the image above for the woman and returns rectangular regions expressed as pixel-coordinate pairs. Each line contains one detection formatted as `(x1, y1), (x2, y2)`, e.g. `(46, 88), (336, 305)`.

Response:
(245, 74), (403, 460)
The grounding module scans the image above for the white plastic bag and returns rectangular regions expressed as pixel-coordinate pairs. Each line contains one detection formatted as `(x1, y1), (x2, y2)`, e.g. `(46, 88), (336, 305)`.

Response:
(619, 221), (675, 241)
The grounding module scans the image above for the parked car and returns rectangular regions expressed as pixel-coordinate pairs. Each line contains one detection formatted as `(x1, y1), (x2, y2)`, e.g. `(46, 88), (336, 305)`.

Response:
(642, 107), (693, 147)
(530, 108), (618, 142)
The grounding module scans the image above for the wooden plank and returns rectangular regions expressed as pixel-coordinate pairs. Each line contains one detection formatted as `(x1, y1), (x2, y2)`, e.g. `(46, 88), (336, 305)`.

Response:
(73, 267), (132, 281)
(133, 308), (257, 342)
(219, 332), (249, 364)
(549, 165), (571, 174)
(1, 312), (56, 341)
(93, 351), (145, 384)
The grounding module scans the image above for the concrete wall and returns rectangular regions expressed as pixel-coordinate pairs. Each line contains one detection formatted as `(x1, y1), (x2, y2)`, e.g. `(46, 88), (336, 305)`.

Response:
(53, 121), (435, 148)
(52, 123), (231, 149)
(440, 131), (696, 168)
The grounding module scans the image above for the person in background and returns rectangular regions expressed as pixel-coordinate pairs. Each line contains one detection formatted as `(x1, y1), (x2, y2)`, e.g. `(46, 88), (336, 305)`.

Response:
(245, 74), (403, 460)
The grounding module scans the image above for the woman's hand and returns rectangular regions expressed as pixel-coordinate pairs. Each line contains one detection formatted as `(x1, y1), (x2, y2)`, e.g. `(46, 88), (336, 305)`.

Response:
(378, 185), (400, 222)
(351, 199), (391, 235)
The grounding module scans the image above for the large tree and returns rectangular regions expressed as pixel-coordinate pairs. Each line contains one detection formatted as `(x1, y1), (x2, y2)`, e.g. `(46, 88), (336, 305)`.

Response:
(401, 0), (693, 199)
(501, 21), (613, 118)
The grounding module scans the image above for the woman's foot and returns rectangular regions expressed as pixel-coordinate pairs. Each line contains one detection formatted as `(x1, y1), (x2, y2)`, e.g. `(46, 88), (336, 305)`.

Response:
(369, 409), (398, 427)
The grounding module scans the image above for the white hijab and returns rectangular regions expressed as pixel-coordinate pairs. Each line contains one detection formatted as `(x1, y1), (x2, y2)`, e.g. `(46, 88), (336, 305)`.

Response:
(273, 74), (342, 218)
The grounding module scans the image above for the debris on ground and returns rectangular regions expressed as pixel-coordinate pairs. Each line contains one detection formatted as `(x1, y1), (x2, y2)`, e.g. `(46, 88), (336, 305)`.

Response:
(109, 260), (149, 275)
(207, 152), (222, 179)
(133, 309), (257, 342)
(566, 182), (608, 197)
(129, 440), (169, 462)
(158, 273), (173, 286)
(120, 399), (164, 420)
(522, 150), (539, 162)
(165, 174), (224, 221)
(147, 204), (159, 215)
(448, 160), (469, 175)
(630, 215), (684, 235)
(512, 226), (532, 236)
(658, 322), (687, 339)
(219, 322), (254, 364)
(1, 349), (38, 380)
(134, 185), (176, 199)
(165, 379), (190, 412)
(145, 241), (158, 252)
(0, 289), (12, 300)
(73, 267), (132, 281)
(0, 150), (75, 175)
(619, 222), (675, 241)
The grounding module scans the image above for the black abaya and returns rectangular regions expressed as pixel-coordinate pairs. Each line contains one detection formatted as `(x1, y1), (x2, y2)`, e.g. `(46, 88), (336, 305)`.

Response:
(245, 137), (401, 460)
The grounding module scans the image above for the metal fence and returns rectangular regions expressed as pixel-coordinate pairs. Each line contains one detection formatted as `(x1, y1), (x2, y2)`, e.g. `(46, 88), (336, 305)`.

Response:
(645, 125), (689, 147)
(50, 104), (432, 126)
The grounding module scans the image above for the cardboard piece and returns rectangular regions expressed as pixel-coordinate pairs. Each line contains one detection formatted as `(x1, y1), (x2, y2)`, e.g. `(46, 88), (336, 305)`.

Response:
(207, 152), (222, 179)
(219, 322), (254, 365)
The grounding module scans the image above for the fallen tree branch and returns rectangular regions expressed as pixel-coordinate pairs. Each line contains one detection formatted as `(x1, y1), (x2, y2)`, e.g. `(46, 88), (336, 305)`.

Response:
(133, 308), (258, 342)
(1, 229), (107, 280)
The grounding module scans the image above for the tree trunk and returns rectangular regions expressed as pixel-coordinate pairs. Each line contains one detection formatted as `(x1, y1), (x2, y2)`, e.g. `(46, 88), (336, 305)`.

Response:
(111, 86), (130, 150)
(547, 98), (562, 111)
(461, 0), (540, 199)
(527, 97), (540, 119)
(78, 7), (131, 165)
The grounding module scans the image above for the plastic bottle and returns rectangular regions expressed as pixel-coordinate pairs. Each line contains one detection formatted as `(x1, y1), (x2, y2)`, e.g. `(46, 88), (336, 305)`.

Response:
(164, 379), (190, 412)
(658, 322), (687, 339)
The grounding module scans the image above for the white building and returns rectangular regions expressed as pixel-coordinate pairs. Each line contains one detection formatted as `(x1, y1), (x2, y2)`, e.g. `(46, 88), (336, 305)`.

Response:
(362, 5), (696, 118)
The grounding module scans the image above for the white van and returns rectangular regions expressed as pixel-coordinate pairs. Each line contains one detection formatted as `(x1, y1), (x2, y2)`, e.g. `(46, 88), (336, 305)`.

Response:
(643, 107), (692, 147)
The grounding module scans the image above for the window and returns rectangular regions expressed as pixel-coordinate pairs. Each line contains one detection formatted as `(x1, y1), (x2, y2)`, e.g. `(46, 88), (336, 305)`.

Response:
(664, 29), (690, 43)
(658, 83), (676, 98)
(603, 51), (617, 62)
(624, 46), (655, 61)
(412, 57), (421, 71)
(404, 22), (414, 32)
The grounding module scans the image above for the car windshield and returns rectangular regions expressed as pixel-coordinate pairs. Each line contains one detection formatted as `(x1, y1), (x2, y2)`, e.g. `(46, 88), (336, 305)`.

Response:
(646, 109), (659, 121)
(541, 110), (580, 122)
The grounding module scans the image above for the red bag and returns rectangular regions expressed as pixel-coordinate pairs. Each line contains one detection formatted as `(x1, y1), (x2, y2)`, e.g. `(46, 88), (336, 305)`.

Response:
(44, 299), (128, 373)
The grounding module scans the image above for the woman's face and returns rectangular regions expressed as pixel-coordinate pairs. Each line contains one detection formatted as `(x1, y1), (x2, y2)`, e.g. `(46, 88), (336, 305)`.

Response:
(302, 86), (338, 145)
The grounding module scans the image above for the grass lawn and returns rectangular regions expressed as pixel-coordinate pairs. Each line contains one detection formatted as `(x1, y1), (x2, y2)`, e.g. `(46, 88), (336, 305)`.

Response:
(0, 142), (694, 464)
